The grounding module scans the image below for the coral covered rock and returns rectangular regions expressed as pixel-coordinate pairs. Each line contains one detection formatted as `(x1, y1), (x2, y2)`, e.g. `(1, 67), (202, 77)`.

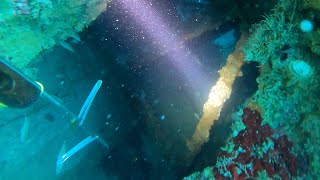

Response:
(0, 0), (108, 74)
(213, 108), (298, 179)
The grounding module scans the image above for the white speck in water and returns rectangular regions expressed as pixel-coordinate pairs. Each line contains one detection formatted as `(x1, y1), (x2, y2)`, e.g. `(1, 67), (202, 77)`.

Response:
(194, 113), (200, 120)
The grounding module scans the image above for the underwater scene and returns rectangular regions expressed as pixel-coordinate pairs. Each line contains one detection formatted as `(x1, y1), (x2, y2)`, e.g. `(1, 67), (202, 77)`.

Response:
(0, 0), (320, 179)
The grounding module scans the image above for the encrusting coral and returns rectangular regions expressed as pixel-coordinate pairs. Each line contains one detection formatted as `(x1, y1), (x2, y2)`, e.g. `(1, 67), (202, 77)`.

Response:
(186, 34), (247, 156)
(213, 108), (298, 179)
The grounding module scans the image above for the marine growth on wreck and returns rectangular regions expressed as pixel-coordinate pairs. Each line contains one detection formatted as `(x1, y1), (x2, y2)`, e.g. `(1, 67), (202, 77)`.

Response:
(0, 0), (319, 179)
